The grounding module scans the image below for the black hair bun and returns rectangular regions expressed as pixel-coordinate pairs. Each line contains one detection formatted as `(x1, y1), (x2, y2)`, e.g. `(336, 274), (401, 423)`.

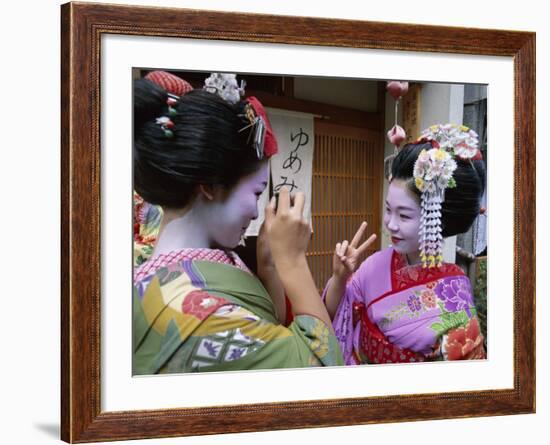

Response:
(134, 78), (168, 133)
(133, 81), (264, 209)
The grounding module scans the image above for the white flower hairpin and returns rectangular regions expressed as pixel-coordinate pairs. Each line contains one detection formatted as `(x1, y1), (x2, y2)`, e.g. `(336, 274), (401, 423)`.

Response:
(203, 73), (246, 104)
(413, 124), (480, 268)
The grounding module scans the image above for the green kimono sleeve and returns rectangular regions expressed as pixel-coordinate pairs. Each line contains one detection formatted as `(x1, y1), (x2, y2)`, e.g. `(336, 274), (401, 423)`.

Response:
(157, 312), (343, 374)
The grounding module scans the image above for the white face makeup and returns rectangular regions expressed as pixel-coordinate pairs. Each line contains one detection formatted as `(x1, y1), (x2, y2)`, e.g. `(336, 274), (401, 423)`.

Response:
(383, 179), (422, 260)
(203, 162), (269, 249)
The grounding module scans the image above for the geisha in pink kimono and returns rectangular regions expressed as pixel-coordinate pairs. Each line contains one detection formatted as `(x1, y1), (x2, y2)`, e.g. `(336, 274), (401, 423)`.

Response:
(324, 125), (486, 365)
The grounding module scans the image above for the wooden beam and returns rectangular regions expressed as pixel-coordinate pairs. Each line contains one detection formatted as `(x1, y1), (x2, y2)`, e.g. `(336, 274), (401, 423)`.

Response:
(247, 89), (382, 130)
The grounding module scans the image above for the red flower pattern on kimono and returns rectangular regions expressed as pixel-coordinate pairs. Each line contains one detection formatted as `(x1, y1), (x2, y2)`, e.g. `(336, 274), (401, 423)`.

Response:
(181, 291), (229, 321)
(445, 317), (485, 360)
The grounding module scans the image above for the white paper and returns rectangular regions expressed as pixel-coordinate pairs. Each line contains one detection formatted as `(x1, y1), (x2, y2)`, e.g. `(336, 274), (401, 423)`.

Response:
(268, 108), (315, 223)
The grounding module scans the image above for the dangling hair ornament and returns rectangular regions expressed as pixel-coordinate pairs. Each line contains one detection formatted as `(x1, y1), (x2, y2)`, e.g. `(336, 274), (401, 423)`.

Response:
(414, 124), (480, 268)
(203, 73), (246, 104)
(238, 102), (266, 160)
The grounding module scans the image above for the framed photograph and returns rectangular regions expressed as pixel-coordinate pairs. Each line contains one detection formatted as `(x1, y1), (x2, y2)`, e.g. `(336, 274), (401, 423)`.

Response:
(61, 1), (535, 442)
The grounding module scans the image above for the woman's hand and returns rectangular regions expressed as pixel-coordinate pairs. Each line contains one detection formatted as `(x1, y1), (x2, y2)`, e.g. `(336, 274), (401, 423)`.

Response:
(257, 221), (276, 271)
(264, 187), (311, 271)
(263, 187), (333, 330)
(332, 222), (377, 281)
(324, 222), (377, 320)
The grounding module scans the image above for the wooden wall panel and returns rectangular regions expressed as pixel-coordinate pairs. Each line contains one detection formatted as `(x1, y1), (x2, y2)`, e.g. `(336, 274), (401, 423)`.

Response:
(308, 121), (383, 290)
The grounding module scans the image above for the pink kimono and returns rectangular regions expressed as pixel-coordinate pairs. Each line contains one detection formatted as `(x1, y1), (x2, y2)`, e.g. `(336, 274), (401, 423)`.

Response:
(328, 247), (485, 365)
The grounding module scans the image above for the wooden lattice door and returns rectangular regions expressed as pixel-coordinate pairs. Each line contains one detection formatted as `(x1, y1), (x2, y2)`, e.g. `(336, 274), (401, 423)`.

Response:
(307, 121), (383, 291)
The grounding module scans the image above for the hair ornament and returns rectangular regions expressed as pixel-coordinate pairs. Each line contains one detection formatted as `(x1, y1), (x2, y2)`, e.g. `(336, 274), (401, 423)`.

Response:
(143, 71), (193, 139)
(202, 73), (276, 159)
(203, 73), (246, 104)
(155, 116), (175, 138)
(145, 71), (194, 97)
(420, 123), (480, 160)
(166, 93), (179, 116)
(153, 94), (181, 138)
(413, 123), (479, 268)
(238, 102), (266, 160)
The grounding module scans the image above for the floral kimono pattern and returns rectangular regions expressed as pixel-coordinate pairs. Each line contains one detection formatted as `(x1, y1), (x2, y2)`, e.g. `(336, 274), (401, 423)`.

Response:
(133, 191), (163, 268)
(134, 250), (343, 374)
(328, 247), (485, 365)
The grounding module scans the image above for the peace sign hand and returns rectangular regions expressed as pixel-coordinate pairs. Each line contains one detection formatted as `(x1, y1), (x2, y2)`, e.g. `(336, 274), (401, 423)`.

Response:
(333, 222), (377, 281)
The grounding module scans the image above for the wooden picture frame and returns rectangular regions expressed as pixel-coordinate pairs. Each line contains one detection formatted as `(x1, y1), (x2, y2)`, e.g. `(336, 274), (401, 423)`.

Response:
(61, 2), (535, 442)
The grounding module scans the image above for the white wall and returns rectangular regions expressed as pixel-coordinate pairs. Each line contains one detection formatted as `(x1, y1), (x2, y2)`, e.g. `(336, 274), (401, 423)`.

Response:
(420, 83), (465, 131)
(2, 1), (546, 445)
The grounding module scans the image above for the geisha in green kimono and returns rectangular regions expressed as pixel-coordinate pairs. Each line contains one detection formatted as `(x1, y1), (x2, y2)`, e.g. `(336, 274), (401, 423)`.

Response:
(133, 73), (343, 374)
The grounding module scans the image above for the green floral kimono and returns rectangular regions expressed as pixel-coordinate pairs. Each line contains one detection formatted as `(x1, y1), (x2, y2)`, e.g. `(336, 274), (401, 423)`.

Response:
(133, 251), (343, 374)
(133, 191), (163, 268)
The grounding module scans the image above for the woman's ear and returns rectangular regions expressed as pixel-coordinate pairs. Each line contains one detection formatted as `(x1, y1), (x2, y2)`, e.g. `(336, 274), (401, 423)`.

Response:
(198, 184), (215, 201)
